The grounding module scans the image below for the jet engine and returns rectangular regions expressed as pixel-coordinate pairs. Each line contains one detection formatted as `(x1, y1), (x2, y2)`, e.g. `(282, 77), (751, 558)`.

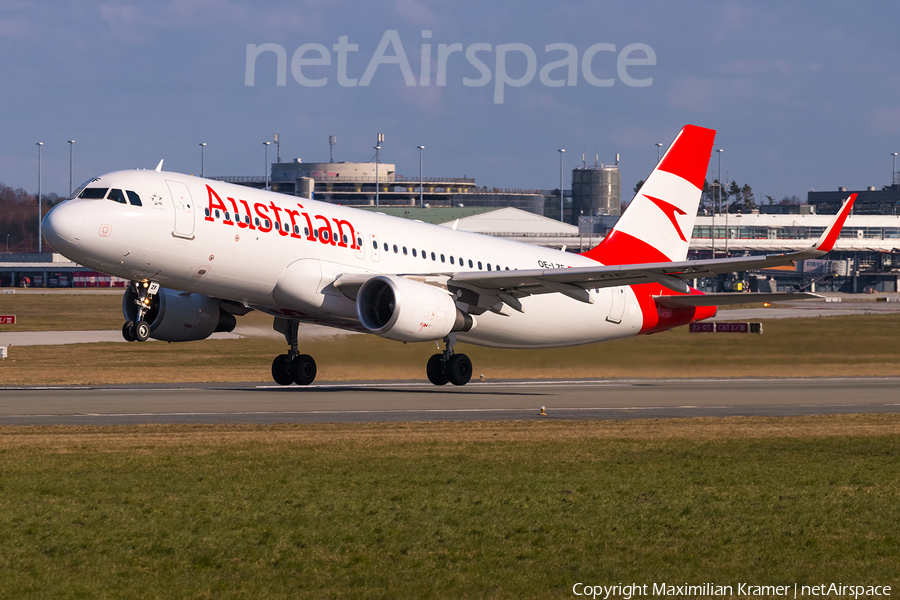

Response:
(122, 286), (236, 342)
(356, 275), (474, 342)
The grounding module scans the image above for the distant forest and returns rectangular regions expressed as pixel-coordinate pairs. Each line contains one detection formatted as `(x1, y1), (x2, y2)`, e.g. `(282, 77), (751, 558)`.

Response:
(0, 183), (64, 253)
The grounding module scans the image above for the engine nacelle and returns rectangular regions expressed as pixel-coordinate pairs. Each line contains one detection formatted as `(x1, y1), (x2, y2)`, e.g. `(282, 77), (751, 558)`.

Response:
(122, 287), (236, 342)
(356, 275), (474, 342)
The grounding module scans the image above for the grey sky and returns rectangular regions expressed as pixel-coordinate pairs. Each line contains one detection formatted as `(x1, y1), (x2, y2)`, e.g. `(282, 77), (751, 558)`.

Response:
(2, 1), (899, 203)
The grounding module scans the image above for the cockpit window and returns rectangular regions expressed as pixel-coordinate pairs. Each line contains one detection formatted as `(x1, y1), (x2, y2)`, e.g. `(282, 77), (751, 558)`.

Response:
(107, 189), (127, 204)
(126, 191), (142, 206)
(79, 187), (109, 199)
(69, 178), (99, 200)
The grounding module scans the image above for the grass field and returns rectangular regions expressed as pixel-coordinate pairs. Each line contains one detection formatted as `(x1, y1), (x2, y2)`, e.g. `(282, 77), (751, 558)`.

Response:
(3, 311), (900, 384)
(0, 416), (898, 599)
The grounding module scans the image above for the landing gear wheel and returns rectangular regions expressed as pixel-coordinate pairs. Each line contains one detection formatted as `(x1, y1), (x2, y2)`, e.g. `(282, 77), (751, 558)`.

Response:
(271, 354), (293, 386)
(134, 320), (150, 342)
(122, 321), (136, 342)
(447, 353), (472, 386)
(426, 353), (450, 386)
(290, 354), (317, 386)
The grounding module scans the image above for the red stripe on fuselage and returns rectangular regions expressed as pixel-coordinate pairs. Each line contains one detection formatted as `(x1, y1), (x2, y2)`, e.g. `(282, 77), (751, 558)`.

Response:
(580, 230), (711, 334)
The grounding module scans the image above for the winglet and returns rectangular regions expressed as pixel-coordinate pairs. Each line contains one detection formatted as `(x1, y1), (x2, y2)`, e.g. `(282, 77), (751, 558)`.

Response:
(813, 193), (856, 253)
(155, 159), (164, 172)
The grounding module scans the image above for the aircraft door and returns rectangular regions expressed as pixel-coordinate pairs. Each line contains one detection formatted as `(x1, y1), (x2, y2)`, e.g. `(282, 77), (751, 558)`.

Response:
(167, 180), (195, 239)
(606, 286), (626, 324)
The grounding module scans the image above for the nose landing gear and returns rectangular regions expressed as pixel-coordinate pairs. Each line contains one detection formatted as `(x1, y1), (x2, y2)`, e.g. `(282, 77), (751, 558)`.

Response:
(426, 334), (472, 386)
(271, 317), (317, 386)
(122, 280), (159, 342)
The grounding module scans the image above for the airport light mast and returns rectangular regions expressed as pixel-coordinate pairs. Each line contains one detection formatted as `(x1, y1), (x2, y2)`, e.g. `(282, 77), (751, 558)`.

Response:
(892, 152), (898, 186)
(263, 142), (271, 191)
(68, 140), (75, 196)
(329, 135), (336, 163)
(199, 143), (206, 178)
(37, 142), (43, 254)
(417, 145), (425, 208)
(375, 133), (384, 207)
(558, 148), (565, 223)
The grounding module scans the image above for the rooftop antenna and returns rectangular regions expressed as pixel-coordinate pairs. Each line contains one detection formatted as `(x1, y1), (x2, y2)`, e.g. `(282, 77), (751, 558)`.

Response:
(274, 131), (281, 163)
(329, 134), (336, 163)
(594, 145), (599, 168)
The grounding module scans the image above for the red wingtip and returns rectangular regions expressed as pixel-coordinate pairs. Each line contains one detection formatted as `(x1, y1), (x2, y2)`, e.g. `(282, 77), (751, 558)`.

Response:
(657, 125), (717, 190)
(816, 193), (856, 252)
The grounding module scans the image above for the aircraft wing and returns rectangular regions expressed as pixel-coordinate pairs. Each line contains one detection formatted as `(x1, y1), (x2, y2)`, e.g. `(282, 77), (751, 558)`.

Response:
(336, 195), (855, 311)
(446, 194), (856, 308)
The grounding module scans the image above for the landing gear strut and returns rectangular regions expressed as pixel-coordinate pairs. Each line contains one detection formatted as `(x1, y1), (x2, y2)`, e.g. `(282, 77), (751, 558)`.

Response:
(426, 334), (472, 386)
(271, 318), (317, 386)
(122, 280), (159, 342)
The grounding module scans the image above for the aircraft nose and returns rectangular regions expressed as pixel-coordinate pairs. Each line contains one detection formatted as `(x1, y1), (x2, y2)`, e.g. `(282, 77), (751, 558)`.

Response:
(43, 200), (85, 250)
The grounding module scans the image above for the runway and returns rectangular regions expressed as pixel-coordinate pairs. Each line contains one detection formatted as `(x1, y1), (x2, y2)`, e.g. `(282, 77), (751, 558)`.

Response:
(1, 377), (898, 426)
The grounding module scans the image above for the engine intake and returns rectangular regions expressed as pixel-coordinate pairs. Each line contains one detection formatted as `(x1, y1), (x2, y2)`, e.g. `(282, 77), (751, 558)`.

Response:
(123, 287), (236, 342)
(356, 275), (474, 342)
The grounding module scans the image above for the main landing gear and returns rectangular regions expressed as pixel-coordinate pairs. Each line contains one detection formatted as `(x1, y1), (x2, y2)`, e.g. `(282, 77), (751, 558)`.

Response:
(271, 318), (317, 386)
(122, 280), (158, 343)
(426, 334), (472, 386)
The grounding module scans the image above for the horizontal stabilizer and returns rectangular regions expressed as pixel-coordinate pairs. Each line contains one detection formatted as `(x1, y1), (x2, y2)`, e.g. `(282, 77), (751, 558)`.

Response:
(653, 292), (821, 308)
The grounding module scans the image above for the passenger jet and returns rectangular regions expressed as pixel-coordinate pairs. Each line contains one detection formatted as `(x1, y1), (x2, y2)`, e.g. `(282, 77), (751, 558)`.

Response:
(42, 125), (855, 386)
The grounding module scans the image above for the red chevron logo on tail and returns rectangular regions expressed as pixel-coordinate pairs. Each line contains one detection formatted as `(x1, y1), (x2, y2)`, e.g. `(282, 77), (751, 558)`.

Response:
(644, 194), (688, 242)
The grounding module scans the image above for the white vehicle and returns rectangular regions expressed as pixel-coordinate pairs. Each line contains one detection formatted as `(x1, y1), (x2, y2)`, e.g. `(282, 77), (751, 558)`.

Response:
(42, 125), (855, 386)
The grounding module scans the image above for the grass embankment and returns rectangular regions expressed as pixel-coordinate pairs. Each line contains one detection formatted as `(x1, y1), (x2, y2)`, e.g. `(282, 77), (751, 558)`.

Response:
(0, 291), (123, 332)
(0, 416), (898, 598)
(3, 312), (900, 385)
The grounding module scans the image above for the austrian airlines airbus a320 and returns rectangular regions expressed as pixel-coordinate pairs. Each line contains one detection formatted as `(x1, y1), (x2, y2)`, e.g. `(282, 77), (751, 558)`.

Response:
(42, 125), (855, 386)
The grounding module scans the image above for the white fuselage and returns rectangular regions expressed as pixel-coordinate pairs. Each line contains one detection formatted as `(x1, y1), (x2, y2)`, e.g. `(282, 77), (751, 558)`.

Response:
(45, 170), (645, 348)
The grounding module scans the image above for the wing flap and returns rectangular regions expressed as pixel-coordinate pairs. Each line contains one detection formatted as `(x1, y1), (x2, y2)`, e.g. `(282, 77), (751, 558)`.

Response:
(653, 292), (821, 308)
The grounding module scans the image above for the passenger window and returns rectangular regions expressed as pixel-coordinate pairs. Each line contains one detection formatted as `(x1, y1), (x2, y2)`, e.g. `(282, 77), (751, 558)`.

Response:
(478, 261), (483, 270)
(107, 189), (127, 204)
(487, 263), (491, 270)
(458, 257), (463, 265)
(204, 208), (210, 217)
(450, 256), (455, 265)
(224, 212), (230, 220)
(314, 229), (319, 238)
(294, 225), (300, 234)
(412, 249), (417, 257)
(440, 254), (445, 263)
(402, 246), (407, 255)
(431, 252), (436, 260)
(79, 187), (108, 199)
(343, 235), (349, 244)
(468, 259), (473, 268)
(372, 240), (377, 249)
(393, 244), (398, 253)
(215, 210), (220, 218)
(356, 237), (362, 247)
(265, 219), (271, 228)
(246, 215), (251, 225)
(254, 218), (260, 227)
(384, 243), (388, 251)
(323, 230), (330, 241)
(126, 191), (142, 206)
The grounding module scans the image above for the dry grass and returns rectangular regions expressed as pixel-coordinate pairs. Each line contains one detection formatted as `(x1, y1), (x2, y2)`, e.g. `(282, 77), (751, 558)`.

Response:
(4, 313), (900, 385)
(3, 414), (900, 451)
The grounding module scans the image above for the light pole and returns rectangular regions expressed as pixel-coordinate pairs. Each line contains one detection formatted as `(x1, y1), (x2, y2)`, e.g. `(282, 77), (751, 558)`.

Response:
(717, 148), (724, 257)
(67, 140), (75, 196)
(417, 145), (425, 208)
(656, 142), (663, 163)
(36, 142), (43, 254)
(329, 135), (336, 163)
(374, 133), (384, 207)
(892, 152), (898, 186)
(558, 148), (565, 223)
(200, 143), (207, 178)
(263, 142), (271, 190)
